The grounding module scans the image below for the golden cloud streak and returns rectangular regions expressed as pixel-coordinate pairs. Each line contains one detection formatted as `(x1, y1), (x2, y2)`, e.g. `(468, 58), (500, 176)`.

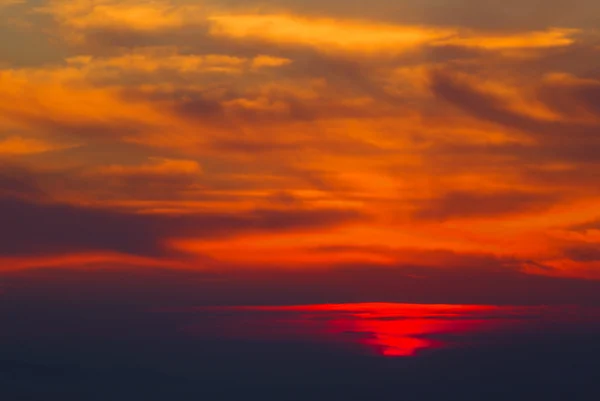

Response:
(95, 157), (203, 176)
(208, 14), (454, 53)
(40, 0), (204, 31)
(0, 136), (77, 155)
(438, 28), (580, 49)
(208, 14), (580, 53)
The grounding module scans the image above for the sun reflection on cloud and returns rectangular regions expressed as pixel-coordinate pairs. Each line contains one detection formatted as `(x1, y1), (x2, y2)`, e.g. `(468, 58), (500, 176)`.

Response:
(168, 303), (600, 357)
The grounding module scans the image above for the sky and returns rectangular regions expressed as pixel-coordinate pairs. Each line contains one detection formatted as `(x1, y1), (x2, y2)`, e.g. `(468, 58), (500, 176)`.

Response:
(1, 0), (600, 298)
(1, 1), (600, 399)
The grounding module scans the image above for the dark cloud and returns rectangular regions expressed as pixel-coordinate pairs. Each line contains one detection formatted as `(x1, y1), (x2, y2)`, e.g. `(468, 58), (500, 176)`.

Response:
(0, 108), (147, 144)
(121, 75), (395, 127)
(0, 195), (167, 256)
(210, 138), (302, 153)
(420, 44), (487, 63)
(413, 190), (560, 220)
(519, 163), (600, 191)
(87, 174), (202, 201)
(175, 95), (226, 120)
(178, 0), (600, 31)
(67, 23), (211, 51)
(537, 77), (600, 118)
(0, 195), (365, 257)
(1, 333), (600, 401)
(0, 163), (47, 200)
(431, 70), (566, 136)
(310, 245), (525, 271)
(564, 245), (600, 262)
(287, 54), (407, 105)
(419, 0), (600, 30)
(2, 259), (600, 307)
(430, 69), (600, 164)
(572, 218), (600, 231)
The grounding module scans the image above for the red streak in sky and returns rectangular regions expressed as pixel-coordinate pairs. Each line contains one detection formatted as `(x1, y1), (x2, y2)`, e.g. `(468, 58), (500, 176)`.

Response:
(172, 303), (600, 357)
(266, 304), (510, 356)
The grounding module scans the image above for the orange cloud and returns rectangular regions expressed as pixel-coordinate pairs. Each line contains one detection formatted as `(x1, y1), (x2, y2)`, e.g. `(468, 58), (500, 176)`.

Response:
(208, 13), (581, 54)
(251, 55), (293, 69)
(66, 52), (245, 74)
(0, 136), (77, 155)
(438, 28), (580, 49)
(95, 157), (203, 176)
(39, 0), (204, 31)
(208, 14), (455, 53)
(65, 50), (290, 75)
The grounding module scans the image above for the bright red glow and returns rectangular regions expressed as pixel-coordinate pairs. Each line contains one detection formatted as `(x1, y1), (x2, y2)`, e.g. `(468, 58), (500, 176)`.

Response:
(174, 303), (591, 357)
(266, 304), (513, 356)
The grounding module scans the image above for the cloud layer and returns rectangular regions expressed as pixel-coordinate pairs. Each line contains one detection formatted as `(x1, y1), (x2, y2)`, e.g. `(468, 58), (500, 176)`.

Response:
(0, 0), (599, 285)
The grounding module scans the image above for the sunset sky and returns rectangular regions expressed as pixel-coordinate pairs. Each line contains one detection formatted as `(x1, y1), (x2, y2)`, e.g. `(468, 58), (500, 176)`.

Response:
(2, 0), (600, 293)
(1, 1), (600, 400)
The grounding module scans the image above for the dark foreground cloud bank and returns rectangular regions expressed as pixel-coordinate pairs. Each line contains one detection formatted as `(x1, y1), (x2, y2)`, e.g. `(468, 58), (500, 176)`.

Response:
(2, 339), (599, 401)
(1, 267), (600, 401)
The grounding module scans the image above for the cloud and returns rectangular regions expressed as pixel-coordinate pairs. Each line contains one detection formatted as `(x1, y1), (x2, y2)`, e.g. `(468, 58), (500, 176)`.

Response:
(0, 135), (78, 155)
(0, 67), (163, 145)
(0, 0), (23, 8)
(0, 193), (365, 257)
(39, 0), (205, 33)
(429, 69), (600, 164)
(251, 55), (292, 69)
(65, 51), (246, 76)
(564, 245), (600, 262)
(537, 73), (600, 118)
(40, 1), (583, 56)
(0, 163), (47, 199)
(437, 28), (579, 50)
(173, 303), (600, 358)
(95, 157), (202, 176)
(75, 158), (205, 201)
(4, 260), (600, 307)
(576, 219), (600, 231)
(208, 14), (454, 54)
(0, 0), (598, 282)
(64, 49), (291, 80)
(413, 190), (561, 221)
(208, 13), (581, 56)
